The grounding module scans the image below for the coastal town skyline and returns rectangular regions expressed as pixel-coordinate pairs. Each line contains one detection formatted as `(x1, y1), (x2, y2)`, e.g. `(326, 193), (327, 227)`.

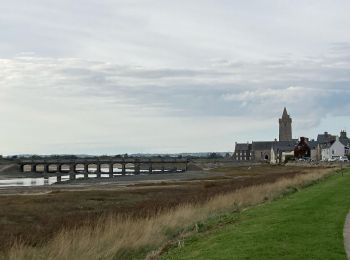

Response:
(234, 107), (350, 163)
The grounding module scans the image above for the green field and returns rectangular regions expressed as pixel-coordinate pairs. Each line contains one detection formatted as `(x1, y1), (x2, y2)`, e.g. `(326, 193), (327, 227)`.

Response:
(162, 170), (350, 259)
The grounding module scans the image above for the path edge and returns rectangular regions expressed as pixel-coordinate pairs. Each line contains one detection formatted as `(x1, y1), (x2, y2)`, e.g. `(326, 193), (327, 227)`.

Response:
(344, 211), (350, 259)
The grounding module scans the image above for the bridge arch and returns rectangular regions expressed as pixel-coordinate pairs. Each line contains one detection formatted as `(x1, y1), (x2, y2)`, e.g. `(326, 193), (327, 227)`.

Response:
(21, 164), (33, 172)
(100, 164), (110, 173)
(112, 163), (123, 173)
(47, 164), (59, 173)
(87, 164), (98, 173)
(125, 163), (134, 173)
(34, 164), (45, 173)
(59, 164), (71, 173)
(75, 164), (85, 173)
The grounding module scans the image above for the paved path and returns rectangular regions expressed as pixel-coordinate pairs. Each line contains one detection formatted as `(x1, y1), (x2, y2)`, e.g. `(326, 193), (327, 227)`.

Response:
(344, 211), (350, 259)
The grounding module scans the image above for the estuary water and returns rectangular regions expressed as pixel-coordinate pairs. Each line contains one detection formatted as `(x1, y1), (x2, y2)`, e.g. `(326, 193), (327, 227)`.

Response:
(0, 176), (62, 187)
(0, 170), (166, 188)
(0, 174), (124, 187)
(0, 174), (117, 187)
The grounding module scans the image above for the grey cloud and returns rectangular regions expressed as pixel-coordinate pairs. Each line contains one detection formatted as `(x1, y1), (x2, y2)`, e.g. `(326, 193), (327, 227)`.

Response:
(1, 45), (350, 122)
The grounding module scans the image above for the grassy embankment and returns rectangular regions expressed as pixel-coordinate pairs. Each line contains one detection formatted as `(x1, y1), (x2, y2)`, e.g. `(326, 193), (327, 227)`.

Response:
(3, 167), (337, 260)
(162, 169), (350, 259)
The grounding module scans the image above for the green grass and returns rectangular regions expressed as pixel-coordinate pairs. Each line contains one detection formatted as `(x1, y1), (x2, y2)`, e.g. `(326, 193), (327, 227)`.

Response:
(161, 170), (350, 259)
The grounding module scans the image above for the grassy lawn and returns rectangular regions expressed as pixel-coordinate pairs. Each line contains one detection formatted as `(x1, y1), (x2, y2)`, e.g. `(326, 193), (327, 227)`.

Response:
(162, 170), (350, 259)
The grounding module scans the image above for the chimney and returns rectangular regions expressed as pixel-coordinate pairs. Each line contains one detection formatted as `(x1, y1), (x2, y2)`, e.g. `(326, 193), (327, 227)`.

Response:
(341, 130), (347, 139)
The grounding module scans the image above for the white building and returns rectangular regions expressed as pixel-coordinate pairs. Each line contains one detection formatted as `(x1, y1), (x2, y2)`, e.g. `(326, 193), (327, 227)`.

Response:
(321, 136), (345, 161)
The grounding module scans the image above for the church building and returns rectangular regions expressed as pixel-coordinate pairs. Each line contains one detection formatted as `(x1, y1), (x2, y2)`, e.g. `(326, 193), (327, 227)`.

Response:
(233, 108), (296, 161)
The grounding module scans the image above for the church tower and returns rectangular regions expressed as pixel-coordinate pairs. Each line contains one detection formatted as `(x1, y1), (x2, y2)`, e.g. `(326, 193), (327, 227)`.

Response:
(279, 107), (292, 141)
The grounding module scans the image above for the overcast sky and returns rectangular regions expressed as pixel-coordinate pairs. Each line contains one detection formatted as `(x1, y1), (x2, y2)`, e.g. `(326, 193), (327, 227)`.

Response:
(1, 0), (350, 155)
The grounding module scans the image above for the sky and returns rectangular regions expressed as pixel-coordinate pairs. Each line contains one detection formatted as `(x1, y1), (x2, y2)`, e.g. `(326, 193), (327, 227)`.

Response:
(1, 0), (350, 155)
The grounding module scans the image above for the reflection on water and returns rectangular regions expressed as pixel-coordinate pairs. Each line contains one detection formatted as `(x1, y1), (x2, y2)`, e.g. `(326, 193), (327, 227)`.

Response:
(0, 177), (63, 187)
(0, 174), (135, 187)
(1, 168), (183, 187)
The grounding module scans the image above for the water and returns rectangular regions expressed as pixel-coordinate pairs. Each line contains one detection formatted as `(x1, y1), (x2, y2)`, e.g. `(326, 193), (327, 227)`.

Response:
(0, 177), (63, 187)
(0, 169), (184, 187)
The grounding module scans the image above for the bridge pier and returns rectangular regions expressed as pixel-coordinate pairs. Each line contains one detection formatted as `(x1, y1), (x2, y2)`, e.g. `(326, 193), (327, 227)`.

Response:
(69, 173), (76, 180)
(84, 164), (88, 179)
(70, 164), (76, 173)
(134, 163), (140, 175)
(109, 164), (113, 178)
(69, 164), (76, 180)
(96, 164), (101, 178)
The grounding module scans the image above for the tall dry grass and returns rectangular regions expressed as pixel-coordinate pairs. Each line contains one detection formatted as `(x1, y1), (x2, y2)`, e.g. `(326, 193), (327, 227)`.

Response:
(5, 168), (335, 260)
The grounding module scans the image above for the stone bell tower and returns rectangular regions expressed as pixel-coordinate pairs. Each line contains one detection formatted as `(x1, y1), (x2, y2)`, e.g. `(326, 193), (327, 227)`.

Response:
(279, 107), (292, 141)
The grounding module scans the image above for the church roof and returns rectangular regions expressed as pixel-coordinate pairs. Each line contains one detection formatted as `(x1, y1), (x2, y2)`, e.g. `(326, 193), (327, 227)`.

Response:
(282, 107), (289, 118)
(279, 107), (292, 122)
(252, 141), (274, 150)
(272, 140), (298, 152)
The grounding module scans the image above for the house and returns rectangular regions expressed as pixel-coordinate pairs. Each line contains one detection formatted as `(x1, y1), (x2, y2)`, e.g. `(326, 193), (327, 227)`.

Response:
(308, 140), (320, 161)
(321, 136), (345, 161)
(233, 143), (252, 161)
(339, 130), (350, 155)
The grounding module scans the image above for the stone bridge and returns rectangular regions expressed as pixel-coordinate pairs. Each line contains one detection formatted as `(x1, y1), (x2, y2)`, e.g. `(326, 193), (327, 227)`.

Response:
(19, 157), (189, 181)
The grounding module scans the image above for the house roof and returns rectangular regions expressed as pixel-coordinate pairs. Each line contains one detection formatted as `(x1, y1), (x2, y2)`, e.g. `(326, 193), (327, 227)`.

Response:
(321, 139), (344, 149)
(234, 143), (251, 151)
(308, 140), (319, 150)
(317, 133), (336, 144)
(339, 137), (350, 146)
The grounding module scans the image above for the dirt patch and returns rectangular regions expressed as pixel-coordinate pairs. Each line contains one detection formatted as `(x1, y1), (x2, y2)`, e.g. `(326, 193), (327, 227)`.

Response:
(186, 163), (203, 171)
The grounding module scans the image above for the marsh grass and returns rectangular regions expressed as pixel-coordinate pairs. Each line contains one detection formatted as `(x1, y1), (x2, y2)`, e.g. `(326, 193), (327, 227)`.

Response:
(5, 169), (334, 260)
